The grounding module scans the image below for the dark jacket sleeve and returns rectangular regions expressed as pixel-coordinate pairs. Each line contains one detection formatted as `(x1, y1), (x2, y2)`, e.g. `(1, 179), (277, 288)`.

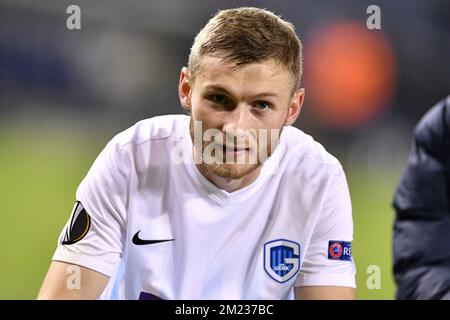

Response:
(393, 95), (450, 299)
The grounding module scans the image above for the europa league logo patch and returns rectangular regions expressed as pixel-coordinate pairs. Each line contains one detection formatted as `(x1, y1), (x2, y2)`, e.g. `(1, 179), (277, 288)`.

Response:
(62, 201), (91, 245)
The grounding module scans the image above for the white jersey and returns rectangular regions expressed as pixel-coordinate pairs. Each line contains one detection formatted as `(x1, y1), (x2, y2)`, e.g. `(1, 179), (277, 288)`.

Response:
(53, 114), (356, 300)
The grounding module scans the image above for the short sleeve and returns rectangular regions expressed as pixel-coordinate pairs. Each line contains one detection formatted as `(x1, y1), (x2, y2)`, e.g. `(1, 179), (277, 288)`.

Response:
(52, 136), (129, 277)
(295, 165), (356, 288)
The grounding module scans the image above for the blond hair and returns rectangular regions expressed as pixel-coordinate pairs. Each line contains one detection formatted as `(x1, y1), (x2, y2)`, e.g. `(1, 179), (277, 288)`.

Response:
(188, 7), (303, 91)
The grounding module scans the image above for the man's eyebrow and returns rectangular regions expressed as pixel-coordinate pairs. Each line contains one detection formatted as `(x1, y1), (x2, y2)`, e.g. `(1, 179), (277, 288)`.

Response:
(204, 84), (279, 100)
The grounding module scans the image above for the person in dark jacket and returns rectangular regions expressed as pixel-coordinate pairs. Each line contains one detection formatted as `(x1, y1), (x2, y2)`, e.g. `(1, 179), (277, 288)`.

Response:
(393, 95), (450, 299)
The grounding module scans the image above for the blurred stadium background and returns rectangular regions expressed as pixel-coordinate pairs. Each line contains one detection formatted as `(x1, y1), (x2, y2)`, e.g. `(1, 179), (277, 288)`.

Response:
(0, 0), (449, 299)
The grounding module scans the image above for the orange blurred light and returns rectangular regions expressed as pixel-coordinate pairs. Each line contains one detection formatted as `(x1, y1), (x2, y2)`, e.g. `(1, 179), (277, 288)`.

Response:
(303, 22), (396, 129)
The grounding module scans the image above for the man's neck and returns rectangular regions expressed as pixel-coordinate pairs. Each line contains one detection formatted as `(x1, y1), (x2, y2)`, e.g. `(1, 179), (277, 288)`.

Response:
(196, 165), (262, 192)
(192, 145), (261, 193)
(196, 165), (262, 193)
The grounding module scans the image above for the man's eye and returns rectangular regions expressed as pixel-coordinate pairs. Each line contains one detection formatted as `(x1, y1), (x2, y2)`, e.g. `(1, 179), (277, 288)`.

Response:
(254, 101), (271, 111)
(209, 94), (228, 104)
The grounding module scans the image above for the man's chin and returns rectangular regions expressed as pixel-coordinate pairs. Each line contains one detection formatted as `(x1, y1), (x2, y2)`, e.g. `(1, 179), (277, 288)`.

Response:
(201, 163), (260, 180)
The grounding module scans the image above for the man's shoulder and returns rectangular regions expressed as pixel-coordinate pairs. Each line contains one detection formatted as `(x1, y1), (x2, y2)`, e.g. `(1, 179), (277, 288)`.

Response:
(281, 125), (341, 171)
(413, 95), (450, 158)
(111, 114), (189, 149)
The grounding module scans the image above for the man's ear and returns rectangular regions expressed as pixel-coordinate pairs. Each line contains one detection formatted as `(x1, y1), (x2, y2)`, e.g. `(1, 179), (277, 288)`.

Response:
(285, 88), (305, 126)
(178, 67), (192, 113)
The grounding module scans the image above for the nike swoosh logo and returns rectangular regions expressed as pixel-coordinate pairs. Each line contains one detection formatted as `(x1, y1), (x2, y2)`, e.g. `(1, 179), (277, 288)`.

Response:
(132, 231), (174, 245)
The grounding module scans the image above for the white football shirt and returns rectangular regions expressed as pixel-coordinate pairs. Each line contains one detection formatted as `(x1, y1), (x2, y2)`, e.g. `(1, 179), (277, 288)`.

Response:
(52, 114), (356, 299)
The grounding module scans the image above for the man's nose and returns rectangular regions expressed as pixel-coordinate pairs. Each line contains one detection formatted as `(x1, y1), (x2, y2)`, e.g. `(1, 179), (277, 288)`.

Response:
(222, 104), (251, 135)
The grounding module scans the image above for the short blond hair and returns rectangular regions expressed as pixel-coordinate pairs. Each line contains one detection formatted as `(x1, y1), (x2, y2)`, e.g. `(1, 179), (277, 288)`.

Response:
(188, 7), (303, 91)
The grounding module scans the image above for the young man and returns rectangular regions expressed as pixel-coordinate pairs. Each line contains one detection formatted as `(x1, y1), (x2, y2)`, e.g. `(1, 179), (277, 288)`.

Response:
(38, 7), (356, 300)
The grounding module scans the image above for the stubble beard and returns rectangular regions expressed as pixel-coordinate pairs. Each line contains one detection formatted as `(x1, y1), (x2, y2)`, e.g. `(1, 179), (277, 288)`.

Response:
(189, 116), (281, 180)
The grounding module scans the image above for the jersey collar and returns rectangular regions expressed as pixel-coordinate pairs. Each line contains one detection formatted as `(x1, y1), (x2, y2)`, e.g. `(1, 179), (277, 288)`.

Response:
(181, 116), (285, 206)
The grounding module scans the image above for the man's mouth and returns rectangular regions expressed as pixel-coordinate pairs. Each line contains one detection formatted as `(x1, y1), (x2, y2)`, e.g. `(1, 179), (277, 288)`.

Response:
(217, 144), (250, 155)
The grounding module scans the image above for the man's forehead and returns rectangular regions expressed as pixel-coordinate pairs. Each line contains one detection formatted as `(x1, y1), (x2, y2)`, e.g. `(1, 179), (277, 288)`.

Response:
(203, 83), (280, 100)
(196, 56), (292, 92)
